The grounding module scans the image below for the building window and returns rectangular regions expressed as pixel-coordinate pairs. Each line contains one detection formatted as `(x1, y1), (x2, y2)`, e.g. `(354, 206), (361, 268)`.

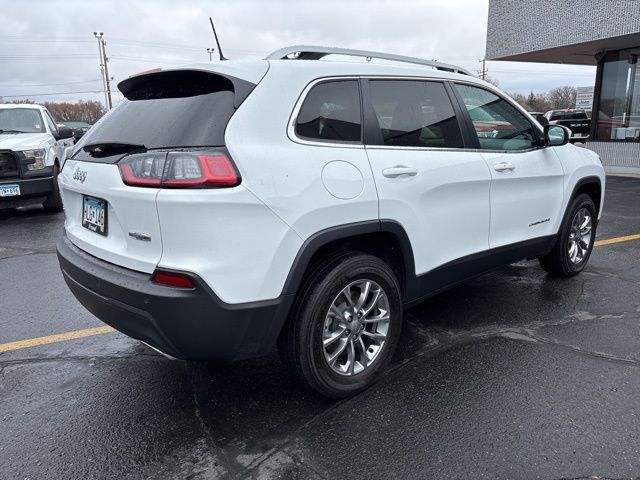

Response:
(595, 50), (640, 141)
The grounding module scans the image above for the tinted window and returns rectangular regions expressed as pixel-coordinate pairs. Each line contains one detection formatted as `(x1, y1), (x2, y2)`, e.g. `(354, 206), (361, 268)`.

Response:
(295, 81), (361, 143)
(76, 72), (246, 158)
(368, 80), (463, 148)
(455, 84), (537, 151)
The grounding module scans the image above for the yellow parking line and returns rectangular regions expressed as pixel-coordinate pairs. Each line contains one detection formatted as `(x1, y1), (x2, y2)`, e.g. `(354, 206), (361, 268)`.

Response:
(2, 232), (639, 354)
(595, 233), (640, 247)
(0, 326), (114, 353)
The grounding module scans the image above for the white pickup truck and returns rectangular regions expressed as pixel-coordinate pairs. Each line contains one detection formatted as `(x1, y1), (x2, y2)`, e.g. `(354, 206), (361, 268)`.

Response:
(0, 103), (75, 211)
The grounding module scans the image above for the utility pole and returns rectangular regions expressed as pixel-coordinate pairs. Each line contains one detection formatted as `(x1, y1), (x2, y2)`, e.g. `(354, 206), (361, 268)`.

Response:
(102, 38), (113, 109)
(94, 32), (108, 108)
(93, 32), (113, 110)
(478, 58), (488, 80)
(206, 47), (215, 62)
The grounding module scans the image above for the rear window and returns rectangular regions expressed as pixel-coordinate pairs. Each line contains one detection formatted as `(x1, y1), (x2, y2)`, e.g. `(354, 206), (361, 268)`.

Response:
(549, 111), (588, 121)
(75, 71), (253, 159)
(295, 80), (362, 143)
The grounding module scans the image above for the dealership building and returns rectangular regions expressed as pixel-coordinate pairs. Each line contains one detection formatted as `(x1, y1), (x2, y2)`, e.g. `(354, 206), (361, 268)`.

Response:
(486, 0), (640, 174)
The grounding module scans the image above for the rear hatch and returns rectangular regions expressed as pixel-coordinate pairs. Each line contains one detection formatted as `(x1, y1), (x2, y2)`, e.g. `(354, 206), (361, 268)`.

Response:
(60, 67), (263, 273)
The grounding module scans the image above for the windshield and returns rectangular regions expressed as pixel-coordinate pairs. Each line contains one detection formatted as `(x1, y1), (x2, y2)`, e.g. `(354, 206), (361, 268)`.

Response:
(0, 108), (45, 133)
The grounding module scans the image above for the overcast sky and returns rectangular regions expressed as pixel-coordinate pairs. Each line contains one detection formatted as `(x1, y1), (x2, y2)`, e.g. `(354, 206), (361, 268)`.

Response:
(0, 0), (596, 107)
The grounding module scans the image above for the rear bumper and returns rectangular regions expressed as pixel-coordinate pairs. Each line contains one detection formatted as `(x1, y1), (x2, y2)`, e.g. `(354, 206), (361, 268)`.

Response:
(56, 234), (294, 361)
(0, 175), (54, 207)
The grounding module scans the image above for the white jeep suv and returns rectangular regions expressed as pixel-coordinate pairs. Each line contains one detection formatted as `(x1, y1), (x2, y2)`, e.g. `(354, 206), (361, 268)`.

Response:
(57, 47), (605, 398)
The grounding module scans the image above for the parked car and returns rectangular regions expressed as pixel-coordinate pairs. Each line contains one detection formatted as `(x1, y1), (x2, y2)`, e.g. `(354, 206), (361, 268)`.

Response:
(57, 46), (605, 397)
(529, 111), (549, 126)
(544, 109), (590, 141)
(64, 120), (93, 142)
(0, 103), (74, 211)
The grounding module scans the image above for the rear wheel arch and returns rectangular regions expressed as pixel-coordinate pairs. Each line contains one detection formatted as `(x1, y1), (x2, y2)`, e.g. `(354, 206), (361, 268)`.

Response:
(281, 220), (416, 302)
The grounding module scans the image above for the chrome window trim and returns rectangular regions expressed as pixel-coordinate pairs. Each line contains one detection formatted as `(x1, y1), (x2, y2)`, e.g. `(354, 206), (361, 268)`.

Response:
(364, 145), (540, 154)
(287, 76), (365, 149)
(288, 75), (548, 154)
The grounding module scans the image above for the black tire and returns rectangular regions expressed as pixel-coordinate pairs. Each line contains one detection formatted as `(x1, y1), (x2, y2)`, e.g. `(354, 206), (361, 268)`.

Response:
(539, 193), (597, 277)
(278, 252), (403, 399)
(43, 164), (63, 213)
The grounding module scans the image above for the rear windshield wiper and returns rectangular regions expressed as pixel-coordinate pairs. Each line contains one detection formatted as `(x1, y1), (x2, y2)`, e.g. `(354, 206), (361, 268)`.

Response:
(83, 142), (147, 157)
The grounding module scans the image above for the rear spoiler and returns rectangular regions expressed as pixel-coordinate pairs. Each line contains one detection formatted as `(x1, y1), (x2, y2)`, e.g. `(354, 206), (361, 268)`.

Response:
(117, 69), (256, 108)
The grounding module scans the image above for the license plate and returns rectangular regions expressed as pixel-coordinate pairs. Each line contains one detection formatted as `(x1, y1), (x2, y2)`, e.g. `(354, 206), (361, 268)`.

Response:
(82, 195), (108, 236)
(0, 184), (20, 197)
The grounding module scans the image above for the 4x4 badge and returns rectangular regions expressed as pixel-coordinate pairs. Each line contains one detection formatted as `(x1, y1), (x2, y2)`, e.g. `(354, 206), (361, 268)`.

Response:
(73, 168), (87, 184)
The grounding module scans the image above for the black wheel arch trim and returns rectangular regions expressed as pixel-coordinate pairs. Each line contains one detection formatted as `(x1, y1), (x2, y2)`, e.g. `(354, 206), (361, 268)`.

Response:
(282, 220), (559, 307)
(281, 220), (418, 300)
(568, 175), (602, 215)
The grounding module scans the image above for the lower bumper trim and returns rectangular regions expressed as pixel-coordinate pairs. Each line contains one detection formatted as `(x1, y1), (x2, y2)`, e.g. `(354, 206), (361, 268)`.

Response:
(57, 234), (294, 361)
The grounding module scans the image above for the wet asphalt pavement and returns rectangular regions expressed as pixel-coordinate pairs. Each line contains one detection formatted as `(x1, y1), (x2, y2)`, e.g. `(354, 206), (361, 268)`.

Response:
(1, 175), (640, 480)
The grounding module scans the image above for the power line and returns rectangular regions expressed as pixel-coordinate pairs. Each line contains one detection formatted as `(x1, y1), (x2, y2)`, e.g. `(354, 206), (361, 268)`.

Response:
(110, 55), (189, 65)
(0, 79), (102, 88)
(1, 90), (105, 98)
(0, 54), (94, 60)
(490, 70), (595, 76)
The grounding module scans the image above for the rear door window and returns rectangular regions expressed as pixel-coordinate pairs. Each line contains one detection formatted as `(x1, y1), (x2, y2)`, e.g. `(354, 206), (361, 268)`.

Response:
(295, 80), (362, 143)
(366, 80), (464, 148)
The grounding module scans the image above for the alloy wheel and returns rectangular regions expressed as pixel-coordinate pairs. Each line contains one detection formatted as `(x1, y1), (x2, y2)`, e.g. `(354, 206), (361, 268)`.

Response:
(322, 279), (390, 376)
(568, 207), (592, 264)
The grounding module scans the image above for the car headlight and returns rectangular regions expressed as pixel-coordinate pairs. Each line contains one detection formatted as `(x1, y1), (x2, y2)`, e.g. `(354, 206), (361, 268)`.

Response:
(22, 149), (47, 170)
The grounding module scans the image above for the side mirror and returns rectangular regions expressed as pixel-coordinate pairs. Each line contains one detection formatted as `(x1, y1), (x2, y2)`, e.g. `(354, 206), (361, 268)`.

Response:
(544, 124), (570, 146)
(54, 126), (74, 140)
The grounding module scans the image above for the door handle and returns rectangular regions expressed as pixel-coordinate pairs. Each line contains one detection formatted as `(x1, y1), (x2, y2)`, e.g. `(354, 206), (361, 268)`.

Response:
(493, 162), (515, 172)
(382, 165), (418, 178)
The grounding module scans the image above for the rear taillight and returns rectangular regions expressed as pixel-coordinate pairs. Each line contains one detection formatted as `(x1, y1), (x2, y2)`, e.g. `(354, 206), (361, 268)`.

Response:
(118, 151), (240, 188)
(152, 270), (195, 289)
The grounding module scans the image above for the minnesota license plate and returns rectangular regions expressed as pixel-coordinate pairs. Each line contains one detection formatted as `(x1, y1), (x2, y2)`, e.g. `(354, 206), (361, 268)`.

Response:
(0, 184), (20, 197)
(82, 195), (108, 236)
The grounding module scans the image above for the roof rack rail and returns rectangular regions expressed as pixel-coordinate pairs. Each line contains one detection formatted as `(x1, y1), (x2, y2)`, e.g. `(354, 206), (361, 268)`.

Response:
(265, 45), (473, 76)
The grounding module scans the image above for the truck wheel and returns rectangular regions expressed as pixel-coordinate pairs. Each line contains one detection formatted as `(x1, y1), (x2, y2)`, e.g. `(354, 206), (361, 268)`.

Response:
(539, 193), (596, 277)
(43, 164), (63, 213)
(279, 253), (402, 398)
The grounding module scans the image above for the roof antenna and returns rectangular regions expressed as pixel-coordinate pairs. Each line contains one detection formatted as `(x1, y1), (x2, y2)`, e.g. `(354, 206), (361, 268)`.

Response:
(209, 17), (227, 61)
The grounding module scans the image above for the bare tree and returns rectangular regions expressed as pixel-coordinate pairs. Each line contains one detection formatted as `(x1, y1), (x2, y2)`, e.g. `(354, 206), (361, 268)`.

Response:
(45, 100), (106, 124)
(484, 76), (500, 88)
(507, 92), (528, 109)
(526, 91), (551, 112)
(547, 86), (577, 110)
(6, 99), (106, 123)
